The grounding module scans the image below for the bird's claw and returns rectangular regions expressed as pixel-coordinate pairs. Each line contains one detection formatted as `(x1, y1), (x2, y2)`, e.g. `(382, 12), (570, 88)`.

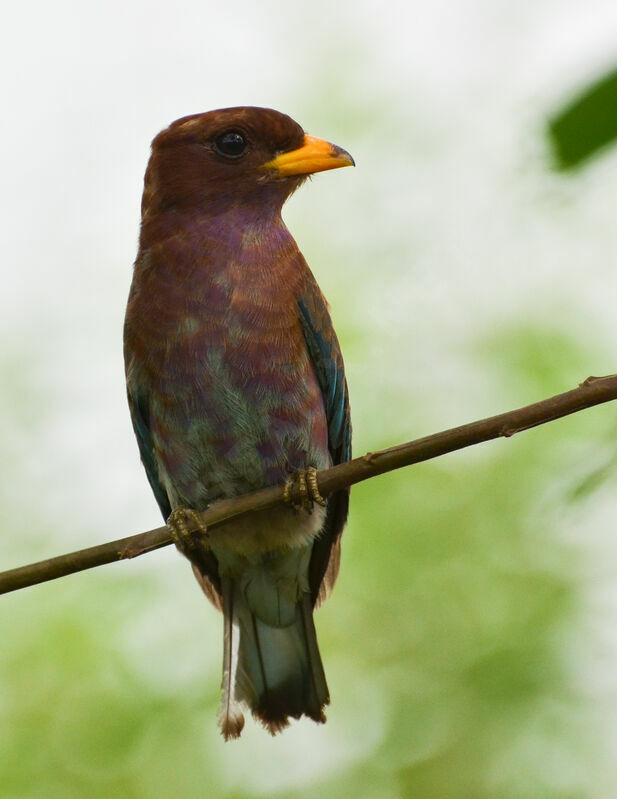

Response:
(167, 507), (209, 556)
(283, 467), (326, 512)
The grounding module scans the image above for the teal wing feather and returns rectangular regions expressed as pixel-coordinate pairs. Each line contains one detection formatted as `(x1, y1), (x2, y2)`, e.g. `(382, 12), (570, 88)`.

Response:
(126, 386), (172, 519)
(298, 294), (351, 605)
(126, 381), (223, 598)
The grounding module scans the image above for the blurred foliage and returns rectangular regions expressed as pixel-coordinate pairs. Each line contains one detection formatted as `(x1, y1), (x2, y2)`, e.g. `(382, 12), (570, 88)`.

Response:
(549, 68), (617, 170)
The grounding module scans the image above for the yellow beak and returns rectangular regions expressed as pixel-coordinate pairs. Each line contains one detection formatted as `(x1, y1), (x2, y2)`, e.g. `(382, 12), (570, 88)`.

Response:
(263, 134), (355, 177)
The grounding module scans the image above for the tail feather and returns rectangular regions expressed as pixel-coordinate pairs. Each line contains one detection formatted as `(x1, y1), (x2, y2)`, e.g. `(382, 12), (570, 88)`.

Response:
(218, 580), (245, 740)
(298, 593), (329, 717)
(218, 576), (329, 738)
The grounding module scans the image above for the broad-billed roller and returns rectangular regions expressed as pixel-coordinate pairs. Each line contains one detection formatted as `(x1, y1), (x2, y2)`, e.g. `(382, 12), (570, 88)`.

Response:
(124, 107), (353, 739)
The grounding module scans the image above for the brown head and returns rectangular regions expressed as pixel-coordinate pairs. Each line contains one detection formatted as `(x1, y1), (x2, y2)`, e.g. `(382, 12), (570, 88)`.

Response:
(141, 106), (354, 219)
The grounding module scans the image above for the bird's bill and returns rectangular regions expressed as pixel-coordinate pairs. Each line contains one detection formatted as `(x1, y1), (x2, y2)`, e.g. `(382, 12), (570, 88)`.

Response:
(263, 134), (355, 177)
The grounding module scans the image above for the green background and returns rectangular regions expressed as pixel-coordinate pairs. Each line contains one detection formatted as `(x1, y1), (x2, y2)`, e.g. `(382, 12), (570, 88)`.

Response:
(2, 1), (617, 796)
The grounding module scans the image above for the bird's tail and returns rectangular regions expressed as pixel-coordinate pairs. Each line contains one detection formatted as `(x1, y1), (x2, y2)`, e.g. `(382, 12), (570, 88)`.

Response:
(218, 562), (329, 740)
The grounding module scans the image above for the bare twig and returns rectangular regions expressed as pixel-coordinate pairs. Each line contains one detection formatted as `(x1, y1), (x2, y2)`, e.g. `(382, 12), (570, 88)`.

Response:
(2, 374), (616, 596)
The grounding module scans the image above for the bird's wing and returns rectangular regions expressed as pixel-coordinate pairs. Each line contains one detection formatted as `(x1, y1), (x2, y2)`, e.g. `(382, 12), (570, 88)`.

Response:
(298, 291), (352, 606)
(126, 377), (223, 608)
(126, 384), (172, 519)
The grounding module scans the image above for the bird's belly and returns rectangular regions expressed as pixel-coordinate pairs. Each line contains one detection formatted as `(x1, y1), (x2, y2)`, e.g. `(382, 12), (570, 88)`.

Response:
(148, 344), (329, 516)
(209, 501), (327, 557)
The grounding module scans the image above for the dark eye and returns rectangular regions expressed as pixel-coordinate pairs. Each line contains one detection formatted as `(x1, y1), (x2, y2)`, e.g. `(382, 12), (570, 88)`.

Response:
(213, 131), (248, 158)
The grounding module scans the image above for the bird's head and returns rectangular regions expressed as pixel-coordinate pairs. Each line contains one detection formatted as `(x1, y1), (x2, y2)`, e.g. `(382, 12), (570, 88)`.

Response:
(141, 106), (354, 218)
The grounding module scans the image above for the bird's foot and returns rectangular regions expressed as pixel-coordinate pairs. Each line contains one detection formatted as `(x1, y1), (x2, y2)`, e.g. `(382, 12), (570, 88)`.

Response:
(283, 467), (326, 512)
(166, 507), (209, 556)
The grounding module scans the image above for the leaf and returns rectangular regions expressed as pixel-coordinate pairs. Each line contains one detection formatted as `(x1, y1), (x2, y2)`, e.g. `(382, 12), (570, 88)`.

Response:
(549, 68), (617, 170)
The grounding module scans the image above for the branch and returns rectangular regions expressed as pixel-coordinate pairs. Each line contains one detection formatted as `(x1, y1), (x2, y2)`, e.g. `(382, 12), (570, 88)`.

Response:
(2, 374), (616, 597)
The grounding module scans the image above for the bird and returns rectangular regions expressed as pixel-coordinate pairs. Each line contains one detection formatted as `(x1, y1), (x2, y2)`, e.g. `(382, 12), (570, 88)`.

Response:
(124, 106), (353, 739)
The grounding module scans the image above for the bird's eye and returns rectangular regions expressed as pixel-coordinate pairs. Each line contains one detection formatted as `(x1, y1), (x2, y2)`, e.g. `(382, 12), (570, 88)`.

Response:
(213, 131), (248, 159)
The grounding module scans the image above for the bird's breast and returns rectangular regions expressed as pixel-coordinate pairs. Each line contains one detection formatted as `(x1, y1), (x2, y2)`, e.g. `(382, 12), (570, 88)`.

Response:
(126, 225), (329, 507)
